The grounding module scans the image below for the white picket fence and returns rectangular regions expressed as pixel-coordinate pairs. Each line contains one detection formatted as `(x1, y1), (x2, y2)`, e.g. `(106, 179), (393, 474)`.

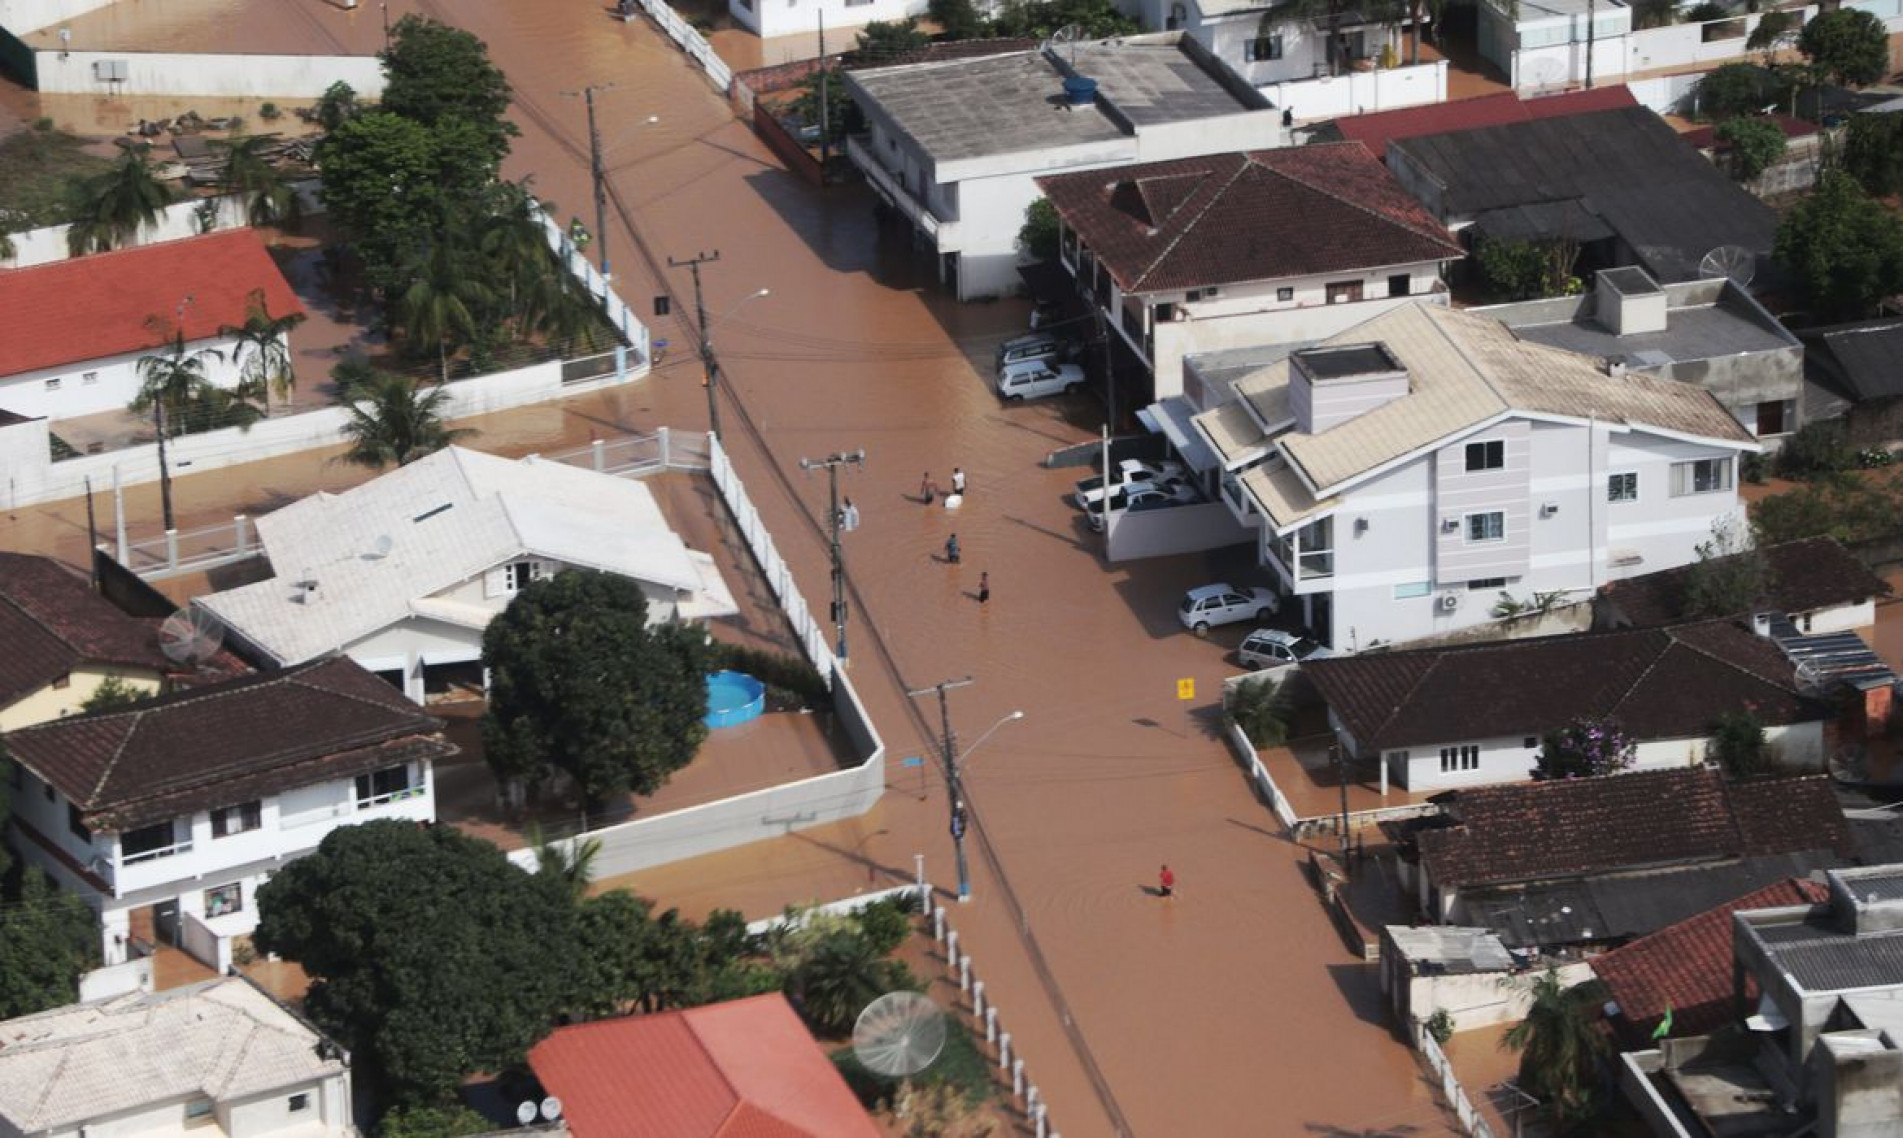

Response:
(639, 0), (734, 93)
(1416, 1021), (1498, 1138)
(708, 433), (836, 679)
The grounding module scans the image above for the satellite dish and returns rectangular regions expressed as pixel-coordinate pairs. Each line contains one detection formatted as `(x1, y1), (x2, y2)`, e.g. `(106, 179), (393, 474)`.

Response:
(515, 1101), (538, 1126)
(1044, 22), (1086, 63)
(364, 533), (394, 559)
(1527, 58), (1567, 91)
(539, 1097), (563, 1122)
(851, 991), (947, 1077)
(159, 608), (225, 667)
(1699, 245), (1757, 288)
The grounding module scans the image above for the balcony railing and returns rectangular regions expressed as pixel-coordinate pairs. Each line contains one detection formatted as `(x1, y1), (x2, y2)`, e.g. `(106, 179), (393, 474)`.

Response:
(356, 786), (426, 811)
(121, 839), (193, 866)
(1298, 550), (1335, 580)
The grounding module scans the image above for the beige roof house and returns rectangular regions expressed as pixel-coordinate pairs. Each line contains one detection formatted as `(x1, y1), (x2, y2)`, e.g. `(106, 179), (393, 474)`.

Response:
(0, 978), (351, 1137)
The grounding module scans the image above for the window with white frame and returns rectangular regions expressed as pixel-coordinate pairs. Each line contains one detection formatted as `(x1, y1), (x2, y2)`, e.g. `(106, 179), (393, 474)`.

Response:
(355, 764), (420, 807)
(1244, 34), (1283, 61)
(82, 371), (98, 385)
(1607, 472), (1637, 502)
(44, 377), (60, 391)
(205, 882), (242, 918)
(211, 800), (262, 837)
(1464, 440), (1504, 471)
(504, 560), (539, 592)
(1393, 581), (1431, 599)
(1439, 745), (1479, 772)
(1466, 512), (1504, 542)
(1276, 286), (1294, 302)
(1670, 457), (1733, 496)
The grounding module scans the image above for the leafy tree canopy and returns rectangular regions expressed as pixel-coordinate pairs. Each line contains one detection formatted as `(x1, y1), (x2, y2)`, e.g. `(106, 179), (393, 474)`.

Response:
(1018, 197), (1059, 262)
(253, 821), (579, 1104)
(1476, 235), (1580, 301)
(1845, 111), (1903, 198)
(988, 0), (1139, 38)
(1502, 970), (1610, 1129)
(1715, 116), (1787, 181)
(1534, 716), (1636, 779)
(1799, 8), (1890, 87)
(929, 0), (990, 40)
(0, 742), (99, 1020)
(481, 572), (710, 803)
(379, 15), (519, 165)
(1775, 171), (1903, 320)
(1710, 710), (1771, 779)
(1696, 63), (1777, 120)
(854, 18), (931, 60)
(1683, 517), (1773, 619)
(331, 369), (477, 470)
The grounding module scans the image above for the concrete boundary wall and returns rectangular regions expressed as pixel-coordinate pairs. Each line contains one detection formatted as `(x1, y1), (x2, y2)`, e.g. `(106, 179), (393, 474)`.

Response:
(32, 50), (385, 98)
(1416, 1021), (1498, 1138)
(1272, 60), (1447, 123)
(2, 183), (321, 270)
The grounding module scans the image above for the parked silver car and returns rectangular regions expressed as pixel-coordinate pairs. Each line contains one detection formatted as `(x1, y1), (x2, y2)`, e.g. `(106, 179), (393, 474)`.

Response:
(995, 332), (1075, 371)
(1177, 584), (1279, 635)
(1237, 628), (1332, 669)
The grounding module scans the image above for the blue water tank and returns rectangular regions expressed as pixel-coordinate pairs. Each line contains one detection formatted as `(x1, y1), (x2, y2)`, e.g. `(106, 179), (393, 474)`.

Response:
(1063, 76), (1098, 106)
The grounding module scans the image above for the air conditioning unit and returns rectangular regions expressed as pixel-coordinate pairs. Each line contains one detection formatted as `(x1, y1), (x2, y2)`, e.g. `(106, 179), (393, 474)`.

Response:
(1437, 592), (1461, 612)
(92, 59), (128, 82)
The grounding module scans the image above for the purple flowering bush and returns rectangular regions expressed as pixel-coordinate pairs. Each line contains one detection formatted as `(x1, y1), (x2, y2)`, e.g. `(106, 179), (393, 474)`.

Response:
(1534, 715), (1637, 779)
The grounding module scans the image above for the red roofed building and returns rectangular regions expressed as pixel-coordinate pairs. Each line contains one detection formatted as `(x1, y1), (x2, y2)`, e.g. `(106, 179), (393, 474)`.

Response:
(1592, 877), (1829, 1049)
(528, 994), (882, 1138)
(1332, 86), (1637, 163)
(0, 230), (304, 423)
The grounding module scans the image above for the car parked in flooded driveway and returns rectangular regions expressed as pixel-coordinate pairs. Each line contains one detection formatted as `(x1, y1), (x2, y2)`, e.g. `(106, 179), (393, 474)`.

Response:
(996, 360), (1085, 401)
(1178, 584), (1279, 635)
(1237, 628), (1332, 669)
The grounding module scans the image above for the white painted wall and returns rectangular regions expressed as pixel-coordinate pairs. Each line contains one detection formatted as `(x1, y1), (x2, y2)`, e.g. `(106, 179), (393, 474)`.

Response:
(33, 51), (386, 99)
(1, 192), (272, 271)
(1263, 59), (1448, 122)
(0, 335), (249, 423)
(0, 0), (112, 34)
(221, 1075), (352, 1138)
(729, 0), (929, 39)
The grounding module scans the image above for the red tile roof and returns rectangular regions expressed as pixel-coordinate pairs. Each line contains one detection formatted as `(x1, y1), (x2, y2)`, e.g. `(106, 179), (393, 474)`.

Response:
(0, 230), (304, 379)
(1592, 876), (1828, 1048)
(1417, 768), (1854, 890)
(0, 553), (173, 708)
(1035, 142), (1461, 295)
(528, 994), (881, 1138)
(1333, 85), (1639, 161)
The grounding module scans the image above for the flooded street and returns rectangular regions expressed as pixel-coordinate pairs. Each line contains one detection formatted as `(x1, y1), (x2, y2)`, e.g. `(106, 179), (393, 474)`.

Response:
(0, 3), (1455, 1133)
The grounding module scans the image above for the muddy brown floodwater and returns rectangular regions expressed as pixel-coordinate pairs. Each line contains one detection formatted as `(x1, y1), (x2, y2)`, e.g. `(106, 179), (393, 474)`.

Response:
(0, 2), (1459, 1134)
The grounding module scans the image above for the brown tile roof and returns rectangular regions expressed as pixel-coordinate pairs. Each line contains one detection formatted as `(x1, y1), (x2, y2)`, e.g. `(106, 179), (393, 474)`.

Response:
(1592, 876), (1829, 1047)
(0, 554), (172, 707)
(1417, 768), (1853, 890)
(1305, 621), (1825, 754)
(4, 657), (453, 832)
(1034, 143), (1461, 295)
(1598, 537), (1890, 628)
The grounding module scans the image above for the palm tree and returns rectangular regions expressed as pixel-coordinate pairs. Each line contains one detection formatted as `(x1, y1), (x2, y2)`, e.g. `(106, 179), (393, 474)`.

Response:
(331, 369), (477, 470)
(219, 288), (307, 413)
(67, 149), (171, 256)
(1501, 969), (1610, 1129)
(791, 930), (889, 1035)
(528, 826), (603, 902)
(131, 330), (225, 530)
(214, 135), (299, 229)
(480, 184), (557, 330)
(400, 240), (493, 384)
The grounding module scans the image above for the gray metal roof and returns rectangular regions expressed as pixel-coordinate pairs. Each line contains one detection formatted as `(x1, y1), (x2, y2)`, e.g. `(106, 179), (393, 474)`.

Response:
(846, 37), (1257, 164)
(1385, 925), (1516, 973)
(1767, 613), (1897, 693)
(1752, 916), (1903, 991)
(1486, 282), (1797, 366)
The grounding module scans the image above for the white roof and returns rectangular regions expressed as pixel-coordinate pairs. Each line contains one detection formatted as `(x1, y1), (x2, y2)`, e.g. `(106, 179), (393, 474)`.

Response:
(199, 448), (717, 664)
(0, 979), (343, 1133)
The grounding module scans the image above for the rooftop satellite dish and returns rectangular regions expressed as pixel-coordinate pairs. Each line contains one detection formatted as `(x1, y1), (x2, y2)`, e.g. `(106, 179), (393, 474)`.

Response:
(851, 991), (946, 1078)
(515, 1101), (538, 1127)
(540, 1097), (563, 1122)
(364, 533), (394, 560)
(1044, 22), (1086, 64)
(159, 608), (224, 667)
(1699, 245), (1757, 288)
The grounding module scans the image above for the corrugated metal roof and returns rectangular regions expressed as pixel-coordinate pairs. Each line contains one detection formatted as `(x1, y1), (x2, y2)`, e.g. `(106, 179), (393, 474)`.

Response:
(1765, 613), (1897, 692)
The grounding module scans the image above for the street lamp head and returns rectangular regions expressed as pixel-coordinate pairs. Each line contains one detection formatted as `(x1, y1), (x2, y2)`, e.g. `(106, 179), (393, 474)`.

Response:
(1008, 710), (1025, 721)
(647, 114), (660, 124)
(753, 288), (771, 299)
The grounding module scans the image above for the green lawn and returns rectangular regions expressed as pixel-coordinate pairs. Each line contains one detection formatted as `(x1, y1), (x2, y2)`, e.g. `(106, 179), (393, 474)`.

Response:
(0, 128), (111, 232)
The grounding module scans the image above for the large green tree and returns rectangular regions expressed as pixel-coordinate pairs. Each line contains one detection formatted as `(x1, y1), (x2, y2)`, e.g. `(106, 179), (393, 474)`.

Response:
(1845, 111), (1903, 197)
(331, 370), (476, 470)
(481, 572), (710, 805)
(1775, 171), (1903, 319)
(379, 15), (518, 169)
(0, 741), (99, 1019)
(1682, 517), (1773, 619)
(66, 149), (172, 256)
(1798, 8), (1890, 88)
(317, 111), (496, 296)
(400, 239), (493, 384)
(1501, 970), (1610, 1129)
(253, 821), (579, 1104)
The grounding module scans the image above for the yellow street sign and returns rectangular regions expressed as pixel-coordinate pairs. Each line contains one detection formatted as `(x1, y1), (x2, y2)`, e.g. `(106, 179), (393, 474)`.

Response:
(1176, 677), (1195, 701)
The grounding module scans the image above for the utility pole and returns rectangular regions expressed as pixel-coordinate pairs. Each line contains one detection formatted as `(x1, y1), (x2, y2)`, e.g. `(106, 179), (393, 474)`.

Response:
(1584, 0), (1596, 90)
(817, 12), (830, 180)
(669, 251), (722, 436)
(1334, 743), (1351, 865)
(908, 677), (977, 903)
(381, 0), (391, 50)
(799, 449), (865, 661)
(154, 295), (194, 534)
(564, 83), (616, 279)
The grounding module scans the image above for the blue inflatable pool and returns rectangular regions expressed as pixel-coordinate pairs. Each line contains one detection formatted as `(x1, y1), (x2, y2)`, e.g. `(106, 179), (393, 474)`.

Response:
(705, 670), (766, 728)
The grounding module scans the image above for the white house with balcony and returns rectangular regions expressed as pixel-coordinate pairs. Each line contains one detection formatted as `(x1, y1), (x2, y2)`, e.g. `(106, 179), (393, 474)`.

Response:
(196, 446), (737, 703)
(727, 0), (927, 38)
(1188, 302), (1758, 650)
(1035, 141), (1462, 447)
(0, 977), (353, 1138)
(0, 230), (303, 426)
(3, 657), (454, 972)
(842, 32), (1285, 302)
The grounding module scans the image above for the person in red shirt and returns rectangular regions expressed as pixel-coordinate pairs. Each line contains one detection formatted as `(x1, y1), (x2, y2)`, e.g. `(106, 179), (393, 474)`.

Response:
(1159, 864), (1175, 899)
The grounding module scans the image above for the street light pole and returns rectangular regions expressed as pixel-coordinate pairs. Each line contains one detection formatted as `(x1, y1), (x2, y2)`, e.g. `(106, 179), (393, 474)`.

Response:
(669, 251), (721, 436)
(909, 677), (976, 902)
(799, 449), (865, 662)
(563, 83), (616, 279)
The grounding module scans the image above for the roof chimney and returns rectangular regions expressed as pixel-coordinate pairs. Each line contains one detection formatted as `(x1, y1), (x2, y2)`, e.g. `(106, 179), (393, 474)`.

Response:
(1595, 266), (1667, 337)
(1289, 343), (1410, 434)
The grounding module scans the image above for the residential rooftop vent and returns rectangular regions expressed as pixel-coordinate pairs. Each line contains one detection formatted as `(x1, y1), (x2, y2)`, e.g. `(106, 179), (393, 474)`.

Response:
(1595, 266), (1667, 337)
(1063, 75), (1098, 107)
(1292, 343), (1403, 381)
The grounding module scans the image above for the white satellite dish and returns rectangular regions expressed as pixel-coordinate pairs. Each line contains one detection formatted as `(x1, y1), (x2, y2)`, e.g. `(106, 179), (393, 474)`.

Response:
(159, 607), (224, 667)
(539, 1096), (563, 1122)
(1527, 57), (1566, 91)
(1699, 245), (1757, 288)
(363, 533), (394, 560)
(515, 1101), (538, 1126)
(1044, 22), (1086, 62)
(851, 991), (947, 1077)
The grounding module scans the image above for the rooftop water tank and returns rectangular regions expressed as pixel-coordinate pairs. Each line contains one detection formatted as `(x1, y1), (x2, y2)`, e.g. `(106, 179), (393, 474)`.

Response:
(1063, 76), (1098, 106)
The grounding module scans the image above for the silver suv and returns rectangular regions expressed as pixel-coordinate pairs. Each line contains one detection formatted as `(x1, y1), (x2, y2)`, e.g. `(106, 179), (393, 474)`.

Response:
(995, 332), (1073, 371)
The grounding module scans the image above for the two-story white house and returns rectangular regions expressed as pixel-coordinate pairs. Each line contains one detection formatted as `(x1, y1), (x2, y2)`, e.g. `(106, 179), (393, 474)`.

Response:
(4, 657), (454, 972)
(1189, 302), (1759, 649)
(0, 230), (303, 425)
(843, 32), (1286, 302)
(1036, 140), (1463, 415)
(1129, 0), (1409, 85)
(0, 977), (353, 1138)
(196, 446), (736, 703)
